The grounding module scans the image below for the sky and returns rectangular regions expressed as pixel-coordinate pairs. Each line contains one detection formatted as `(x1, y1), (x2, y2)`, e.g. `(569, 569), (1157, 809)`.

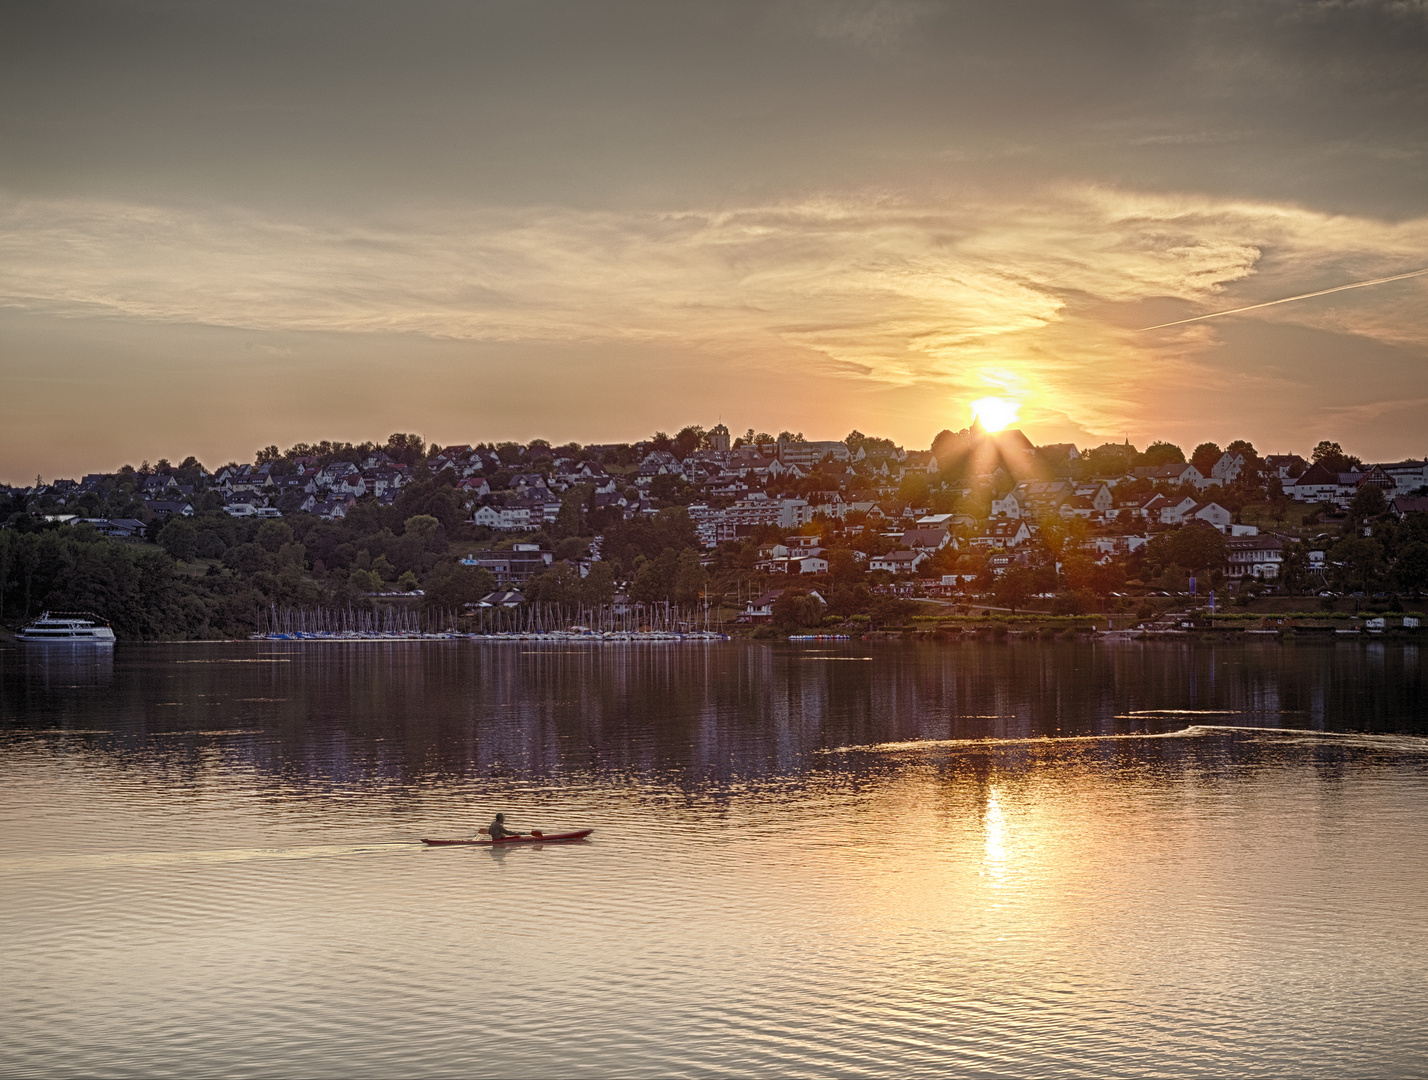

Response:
(2, 0), (1427, 482)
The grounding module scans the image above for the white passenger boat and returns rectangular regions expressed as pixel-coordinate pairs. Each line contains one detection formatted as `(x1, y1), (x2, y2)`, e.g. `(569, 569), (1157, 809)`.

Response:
(17, 611), (116, 644)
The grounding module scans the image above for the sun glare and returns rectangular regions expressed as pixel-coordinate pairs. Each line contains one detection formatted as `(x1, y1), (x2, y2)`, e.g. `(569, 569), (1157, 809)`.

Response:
(970, 396), (1019, 433)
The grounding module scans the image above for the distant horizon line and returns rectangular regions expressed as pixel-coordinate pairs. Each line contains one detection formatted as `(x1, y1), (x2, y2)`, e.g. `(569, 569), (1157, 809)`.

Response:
(9, 430), (1427, 489)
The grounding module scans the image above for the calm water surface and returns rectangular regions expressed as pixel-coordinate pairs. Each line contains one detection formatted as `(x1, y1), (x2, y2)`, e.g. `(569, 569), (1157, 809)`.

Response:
(2, 640), (1426, 1078)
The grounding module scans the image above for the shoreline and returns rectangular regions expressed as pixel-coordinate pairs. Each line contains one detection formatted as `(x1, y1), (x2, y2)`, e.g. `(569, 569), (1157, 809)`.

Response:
(5, 630), (1418, 646)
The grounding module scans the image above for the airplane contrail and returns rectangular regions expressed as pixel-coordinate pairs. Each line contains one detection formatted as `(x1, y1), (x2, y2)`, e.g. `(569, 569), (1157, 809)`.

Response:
(1138, 266), (1428, 331)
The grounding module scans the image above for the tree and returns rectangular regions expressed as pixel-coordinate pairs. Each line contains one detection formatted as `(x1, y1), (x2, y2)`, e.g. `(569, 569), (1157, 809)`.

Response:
(580, 561), (616, 607)
(1144, 525), (1227, 574)
(826, 582), (871, 617)
(1052, 590), (1092, 615)
(897, 473), (931, 507)
(0, 530), (12, 619)
(1348, 484), (1388, 522)
(1394, 541), (1428, 595)
(552, 496), (582, 539)
(384, 433), (427, 465)
(1312, 441), (1363, 474)
(1279, 541), (1310, 594)
(1190, 442), (1223, 476)
(772, 588), (824, 630)
(223, 542), (272, 575)
(255, 520), (294, 553)
(670, 549), (707, 606)
(1079, 442), (1138, 478)
(422, 562), (496, 608)
(648, 474), (695, 505)
(524, 561), (585, 605)
(394, 481), (461, 531)
(403, 514), (442, 545)
(867, 594), (915, 628)
(844, 430), (897, 456)
(599, 508), (698, 576)
(826, 548), (863, 585)
(1137, 441), (1185, 467)
(1327, 537), (1386, 594)
(993, 567), (1033, 613)
(157, 518), (199, 562)
(1060, 554), (1098, 592)
(627, 546), (706, 605)
(672, 426), (705, 459)
(348, 567), (383, 592)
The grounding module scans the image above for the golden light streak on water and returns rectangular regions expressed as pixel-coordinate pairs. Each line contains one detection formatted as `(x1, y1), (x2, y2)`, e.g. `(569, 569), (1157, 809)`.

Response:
(2, 640), (1427, 1076)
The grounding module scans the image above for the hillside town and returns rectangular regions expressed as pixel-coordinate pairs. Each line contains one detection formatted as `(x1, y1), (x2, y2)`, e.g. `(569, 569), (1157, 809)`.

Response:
(3, 422), (1428, 638)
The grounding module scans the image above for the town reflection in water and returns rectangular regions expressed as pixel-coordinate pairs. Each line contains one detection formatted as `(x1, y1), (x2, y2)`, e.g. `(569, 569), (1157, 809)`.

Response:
(1, 639), (1421, 788)
(1, 640), (1426, 1077)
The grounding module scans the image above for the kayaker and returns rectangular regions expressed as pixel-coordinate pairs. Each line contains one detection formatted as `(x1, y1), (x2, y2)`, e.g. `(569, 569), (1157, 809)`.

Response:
(485, 812), (523, 841)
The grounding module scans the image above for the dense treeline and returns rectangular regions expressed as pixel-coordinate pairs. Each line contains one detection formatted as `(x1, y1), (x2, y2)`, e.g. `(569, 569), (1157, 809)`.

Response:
(0, 527), (242, 639)
(0, 472), (515, 638)
(0, 467), (725, 639)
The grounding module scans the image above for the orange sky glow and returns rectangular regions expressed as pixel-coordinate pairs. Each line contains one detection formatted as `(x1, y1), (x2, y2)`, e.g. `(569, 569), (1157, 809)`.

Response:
(2, 2), (1427, 481)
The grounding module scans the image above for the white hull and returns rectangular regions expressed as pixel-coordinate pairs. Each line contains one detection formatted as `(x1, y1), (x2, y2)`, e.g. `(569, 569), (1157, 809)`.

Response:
(18, 633), (116, 644)
(17, 612), (117, 645)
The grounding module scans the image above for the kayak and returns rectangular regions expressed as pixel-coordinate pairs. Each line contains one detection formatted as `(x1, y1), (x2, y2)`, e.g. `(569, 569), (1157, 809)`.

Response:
(421, 829), (593, 847)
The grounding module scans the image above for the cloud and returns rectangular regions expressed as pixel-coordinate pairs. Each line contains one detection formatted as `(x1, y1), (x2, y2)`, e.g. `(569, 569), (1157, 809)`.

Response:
(1, 187), (1426, 439)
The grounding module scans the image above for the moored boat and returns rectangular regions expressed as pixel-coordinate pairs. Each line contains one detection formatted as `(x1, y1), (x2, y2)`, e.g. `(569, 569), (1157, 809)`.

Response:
(17, 611), (116, 645)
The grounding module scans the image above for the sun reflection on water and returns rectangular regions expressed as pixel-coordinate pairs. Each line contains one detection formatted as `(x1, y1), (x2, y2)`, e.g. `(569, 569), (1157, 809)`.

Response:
(982, 786), (1008, 888)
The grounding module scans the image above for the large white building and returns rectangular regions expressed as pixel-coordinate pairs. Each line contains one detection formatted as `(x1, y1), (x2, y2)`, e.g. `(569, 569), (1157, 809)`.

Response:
(776, 439), (852, 467)
(715, 496), (813, 542)
(1226, 535), (1284, 579)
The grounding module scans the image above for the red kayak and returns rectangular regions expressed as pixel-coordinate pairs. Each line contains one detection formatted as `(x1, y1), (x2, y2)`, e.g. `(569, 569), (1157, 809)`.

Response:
(421, 829), (593, 847)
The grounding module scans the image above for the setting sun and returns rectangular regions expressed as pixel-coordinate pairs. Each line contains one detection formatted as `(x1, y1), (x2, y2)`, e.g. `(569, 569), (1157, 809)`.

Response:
(970, 396), (1020, 432)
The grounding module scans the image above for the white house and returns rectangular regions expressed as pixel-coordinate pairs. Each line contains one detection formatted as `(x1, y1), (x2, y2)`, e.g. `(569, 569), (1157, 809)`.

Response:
(1226, 535), (1284, 579)
(764, 555), (830, 575)
(970, 520), (1032, 548)
(1376, 459), (1428, 495)
(471, 504), (532, 531)
(1211, 452), (1247, 484)
(869, 550), (928, 574)
(1153, 495), (1198, 524)
(1285, 463), (1361, 506)
(1135, 462), (1209, 489)
(1185, 501), (1233, 532)
(990, 491), (1023, 519)
(457, 476), (492, 500)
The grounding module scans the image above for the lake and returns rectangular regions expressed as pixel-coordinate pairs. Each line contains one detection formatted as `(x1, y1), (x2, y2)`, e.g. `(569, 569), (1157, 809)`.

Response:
(2, 639), (1426, 1078)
